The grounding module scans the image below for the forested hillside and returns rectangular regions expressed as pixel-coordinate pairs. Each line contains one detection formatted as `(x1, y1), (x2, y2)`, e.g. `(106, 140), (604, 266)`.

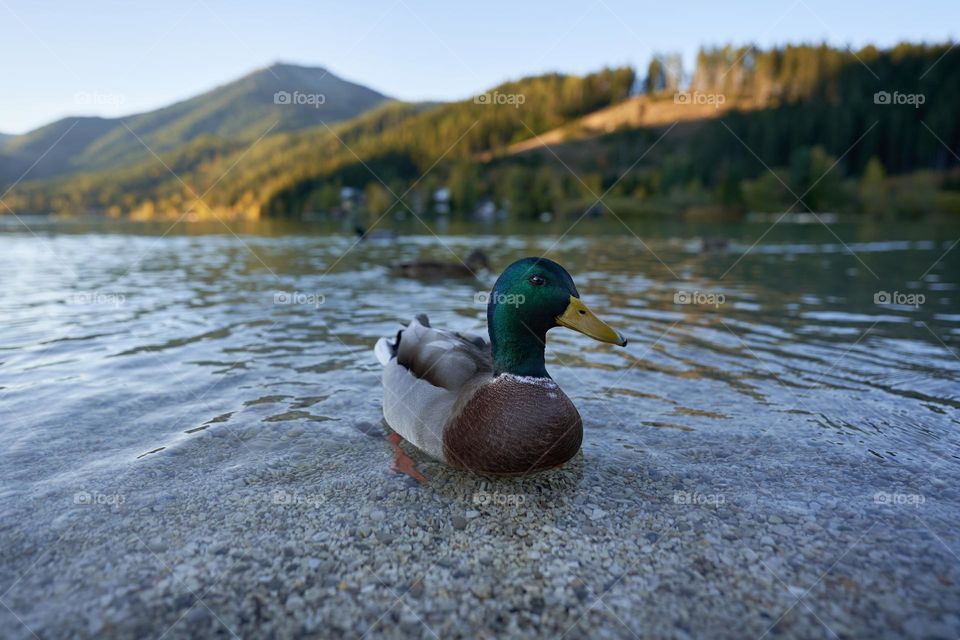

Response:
(510, 42), (960, 217)
(4, 68), (636, 217)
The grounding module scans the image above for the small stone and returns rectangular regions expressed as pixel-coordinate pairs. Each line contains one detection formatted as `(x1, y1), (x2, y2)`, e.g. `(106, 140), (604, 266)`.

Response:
(465, 510), (481, 519)
(570, 579), (589, 601)
(471, 582), (492, 599)
(451, 516), (468, 531)
(409, 579), (424, 598)
(185, 607), (212, 626)
(768, 515), (783, 524)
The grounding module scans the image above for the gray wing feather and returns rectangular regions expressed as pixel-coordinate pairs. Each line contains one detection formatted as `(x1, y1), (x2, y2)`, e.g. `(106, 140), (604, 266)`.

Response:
(376, 315), (492, 461)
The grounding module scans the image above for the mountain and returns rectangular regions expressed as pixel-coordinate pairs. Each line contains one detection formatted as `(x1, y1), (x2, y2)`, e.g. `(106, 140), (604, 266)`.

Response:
(0, 63), (389, 184)
(0, 133), (12, 180)
(2, 67), (636, 217)
(1, 118), (119, 185)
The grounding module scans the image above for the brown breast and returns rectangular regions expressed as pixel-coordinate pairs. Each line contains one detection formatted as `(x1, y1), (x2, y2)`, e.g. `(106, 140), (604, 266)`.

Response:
(442, 375), (583, 475)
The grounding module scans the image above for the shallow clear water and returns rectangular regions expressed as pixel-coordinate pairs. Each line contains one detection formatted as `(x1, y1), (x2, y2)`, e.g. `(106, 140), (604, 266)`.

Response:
(1, 215), (958, 637)
(2, 216), (957, 482)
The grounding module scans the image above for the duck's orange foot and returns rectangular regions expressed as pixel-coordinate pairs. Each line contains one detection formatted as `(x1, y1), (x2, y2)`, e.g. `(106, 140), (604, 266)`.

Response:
(387, 432), (427, 485)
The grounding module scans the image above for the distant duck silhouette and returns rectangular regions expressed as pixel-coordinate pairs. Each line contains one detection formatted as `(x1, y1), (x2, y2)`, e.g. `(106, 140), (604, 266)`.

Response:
(389, 249), (491, 280)
(355, 224), (398, 242)
(700, 237), (730, 253)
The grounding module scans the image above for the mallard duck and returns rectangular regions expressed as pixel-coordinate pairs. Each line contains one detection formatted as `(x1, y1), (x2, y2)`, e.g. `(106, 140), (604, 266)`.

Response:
(388, 249), (490, 279)
(699, 236), (729, 253)
(374, 257), (627, 475)
(354, 224), (398, 242)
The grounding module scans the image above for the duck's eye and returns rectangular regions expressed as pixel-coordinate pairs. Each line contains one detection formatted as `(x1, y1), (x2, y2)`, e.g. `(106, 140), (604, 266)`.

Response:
(529, 275), (545, 286)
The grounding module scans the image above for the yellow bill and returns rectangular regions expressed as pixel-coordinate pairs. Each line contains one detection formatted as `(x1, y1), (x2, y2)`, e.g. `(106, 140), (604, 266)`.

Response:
(556, 296), (628, 346)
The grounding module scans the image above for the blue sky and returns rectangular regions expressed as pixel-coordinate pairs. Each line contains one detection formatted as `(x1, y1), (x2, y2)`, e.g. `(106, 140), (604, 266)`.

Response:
(1, 0), (956, 134)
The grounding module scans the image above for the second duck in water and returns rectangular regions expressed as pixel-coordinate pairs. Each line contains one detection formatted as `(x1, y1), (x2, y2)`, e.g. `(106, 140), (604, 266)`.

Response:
(389, 249), (490, 280)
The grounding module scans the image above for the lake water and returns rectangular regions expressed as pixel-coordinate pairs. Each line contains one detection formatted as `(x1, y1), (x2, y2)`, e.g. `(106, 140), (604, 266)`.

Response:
(1, 214), (958, 638)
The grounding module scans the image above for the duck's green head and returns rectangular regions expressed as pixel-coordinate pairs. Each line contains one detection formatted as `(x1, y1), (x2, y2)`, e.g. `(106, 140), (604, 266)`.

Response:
(486, 257), (627, 377)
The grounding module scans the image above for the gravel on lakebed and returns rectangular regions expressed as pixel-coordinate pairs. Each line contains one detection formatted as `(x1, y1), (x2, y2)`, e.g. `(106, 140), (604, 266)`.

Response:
(0, 417), (958, 640)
